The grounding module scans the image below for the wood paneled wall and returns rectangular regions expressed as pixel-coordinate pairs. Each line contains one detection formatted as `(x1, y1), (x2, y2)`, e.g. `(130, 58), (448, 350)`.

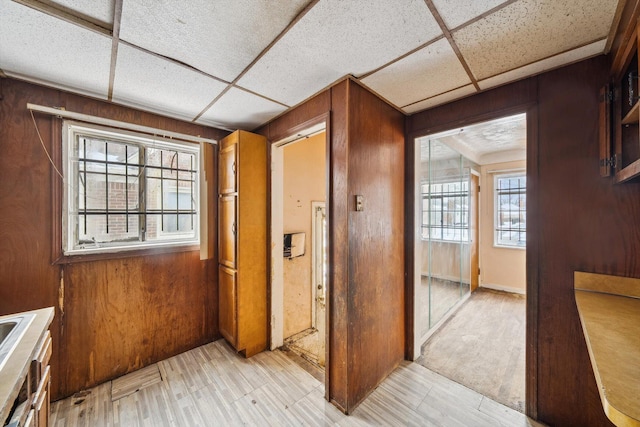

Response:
(345, 81), (405, 409)
(407, 55), (637, 426)
(0, 78), (227, 400)
(257, 78), (405, 413)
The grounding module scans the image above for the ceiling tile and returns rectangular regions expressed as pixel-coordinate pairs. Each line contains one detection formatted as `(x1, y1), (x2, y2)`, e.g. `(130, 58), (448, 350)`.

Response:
(0, 0), (112, 98)
(478, 40), (606, 90)
(112, 44), (228, 121)
(361, 38), (471, 109)
(432, 0), (509, 29)
(40, 0), (114, 25)
(119, 0), (309, 82)
(453, 0), (619, 80)
(238, 0), (441, 106)
(403, 85), (477, 114)
(197, 87), (287, 131)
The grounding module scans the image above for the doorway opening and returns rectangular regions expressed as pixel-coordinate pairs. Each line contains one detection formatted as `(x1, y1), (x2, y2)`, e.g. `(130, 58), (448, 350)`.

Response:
(271, 123), (328, 382)
(413, 113), (527, 412)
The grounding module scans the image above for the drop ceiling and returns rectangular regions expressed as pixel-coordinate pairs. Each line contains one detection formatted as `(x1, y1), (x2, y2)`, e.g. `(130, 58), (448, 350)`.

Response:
(0, 0), (623, 131)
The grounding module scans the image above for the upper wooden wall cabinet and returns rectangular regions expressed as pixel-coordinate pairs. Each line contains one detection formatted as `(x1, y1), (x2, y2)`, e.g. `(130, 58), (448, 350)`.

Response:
(217, 130), (267, 357)
(603, 20), (640, 182)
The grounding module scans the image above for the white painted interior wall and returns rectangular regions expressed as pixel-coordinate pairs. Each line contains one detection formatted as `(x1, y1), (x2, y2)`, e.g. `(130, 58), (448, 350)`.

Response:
(479, 160), (527, 294)
(282, 132), (326, 338)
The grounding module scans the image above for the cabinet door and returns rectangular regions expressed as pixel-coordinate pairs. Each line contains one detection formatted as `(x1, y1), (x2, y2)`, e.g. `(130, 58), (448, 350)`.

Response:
(24, 410), (35, 427)
(219, 142), (237, 194)
(33, 365), (49, 427)
(219, 195), (237, 268)
(219, 266), (238, 347)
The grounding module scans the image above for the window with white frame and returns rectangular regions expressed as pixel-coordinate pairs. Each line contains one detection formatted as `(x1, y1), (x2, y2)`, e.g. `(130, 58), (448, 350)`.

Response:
(421, 180), (469, 241)
(62, 122), (199, 255)
(494, 174), (526, 248)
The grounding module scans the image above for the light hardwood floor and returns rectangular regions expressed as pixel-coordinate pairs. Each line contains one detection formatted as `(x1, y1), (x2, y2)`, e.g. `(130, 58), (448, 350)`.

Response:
(51, 339), (542, 426)
(417, 288), (526, 412)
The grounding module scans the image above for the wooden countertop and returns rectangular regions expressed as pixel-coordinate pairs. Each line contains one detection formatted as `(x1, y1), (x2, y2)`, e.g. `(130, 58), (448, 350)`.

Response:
(0, 307), (54, 424)
(574, 272), (640, 427)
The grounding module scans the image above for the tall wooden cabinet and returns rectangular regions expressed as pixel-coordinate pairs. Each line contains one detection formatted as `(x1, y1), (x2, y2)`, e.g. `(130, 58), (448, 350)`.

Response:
(218, 130), (267, 357)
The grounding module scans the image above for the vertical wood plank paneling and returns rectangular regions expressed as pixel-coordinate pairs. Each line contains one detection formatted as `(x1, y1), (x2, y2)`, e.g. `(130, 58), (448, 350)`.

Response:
(0, 78), (226, 400)
(328, 81), (349, 411)
(346, 81), (405, 411)
(525, 102), (540, 420)
(535, 57), (627, 427)
(256, 80), (405, 414)
(62, 252), (215, 393)
(0, 77), (62, 399)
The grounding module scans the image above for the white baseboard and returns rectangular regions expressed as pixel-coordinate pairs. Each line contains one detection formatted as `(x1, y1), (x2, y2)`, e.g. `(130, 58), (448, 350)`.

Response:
(480, 283), (525, 295)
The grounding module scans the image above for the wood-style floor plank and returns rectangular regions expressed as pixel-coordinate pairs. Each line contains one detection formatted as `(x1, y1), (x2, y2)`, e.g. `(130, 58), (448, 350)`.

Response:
(51, 339), (543, 426)
(51, 382), (114, 427)
(111, 364), (162, 401)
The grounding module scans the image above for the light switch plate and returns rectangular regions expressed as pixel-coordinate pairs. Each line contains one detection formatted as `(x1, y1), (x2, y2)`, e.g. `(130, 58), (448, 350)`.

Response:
(355, 195), (364, 211)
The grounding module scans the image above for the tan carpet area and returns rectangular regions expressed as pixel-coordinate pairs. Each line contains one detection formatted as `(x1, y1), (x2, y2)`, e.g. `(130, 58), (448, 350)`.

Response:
(417, 288), (526, 412)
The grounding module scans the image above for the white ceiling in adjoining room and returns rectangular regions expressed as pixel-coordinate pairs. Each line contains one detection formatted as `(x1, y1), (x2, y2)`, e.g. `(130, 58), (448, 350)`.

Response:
(419, 113), (527, 165)
(0, 0), (625, 132)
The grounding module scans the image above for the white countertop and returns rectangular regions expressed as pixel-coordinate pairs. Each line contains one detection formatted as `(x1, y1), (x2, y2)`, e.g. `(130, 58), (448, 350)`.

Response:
(0, 307), (54, 423)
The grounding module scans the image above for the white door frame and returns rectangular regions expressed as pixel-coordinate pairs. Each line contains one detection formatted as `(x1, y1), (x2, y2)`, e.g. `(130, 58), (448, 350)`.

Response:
(311, 201), (326, 329)
(271, 141), (285, 349)
(270, 123), (326, 350)
(412, 136), (422, 359)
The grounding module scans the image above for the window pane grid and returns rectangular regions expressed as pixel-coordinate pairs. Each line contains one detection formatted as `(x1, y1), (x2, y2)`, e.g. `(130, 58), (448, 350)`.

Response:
(66, 124), (199, 254)
(495, 175), (526, 247)
(145, 150), (197, 237)
(421, 180), (469, 242)
(77, 137), (145, 243)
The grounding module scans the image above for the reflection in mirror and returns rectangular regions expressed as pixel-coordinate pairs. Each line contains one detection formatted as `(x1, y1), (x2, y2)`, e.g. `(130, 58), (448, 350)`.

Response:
(417, 135), (472, 340)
